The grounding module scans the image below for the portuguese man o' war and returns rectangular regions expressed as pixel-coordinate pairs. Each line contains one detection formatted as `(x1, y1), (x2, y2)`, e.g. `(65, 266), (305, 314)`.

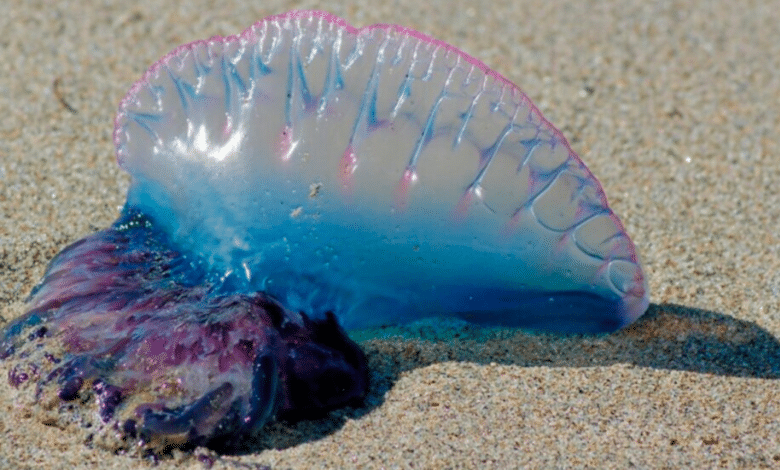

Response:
(1, 10), (648, 452)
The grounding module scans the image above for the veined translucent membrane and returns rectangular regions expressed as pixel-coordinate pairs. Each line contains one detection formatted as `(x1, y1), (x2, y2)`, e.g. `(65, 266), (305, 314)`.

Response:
(115, 10), (648, 333)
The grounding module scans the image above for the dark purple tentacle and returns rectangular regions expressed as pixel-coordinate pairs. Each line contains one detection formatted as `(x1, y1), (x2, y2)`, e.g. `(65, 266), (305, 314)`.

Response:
(1, 210), (369, 452)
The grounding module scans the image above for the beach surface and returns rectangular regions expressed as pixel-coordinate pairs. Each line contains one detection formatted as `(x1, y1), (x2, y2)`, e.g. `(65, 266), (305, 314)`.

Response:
(1, 0), (779, 468)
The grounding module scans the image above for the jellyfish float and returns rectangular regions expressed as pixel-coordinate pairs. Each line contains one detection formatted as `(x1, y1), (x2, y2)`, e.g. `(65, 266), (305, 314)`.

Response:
(1, 10), (648, 452)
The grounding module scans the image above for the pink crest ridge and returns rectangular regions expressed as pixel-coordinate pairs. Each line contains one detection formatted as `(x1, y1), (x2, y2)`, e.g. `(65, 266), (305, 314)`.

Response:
(111, 9), (647, 328)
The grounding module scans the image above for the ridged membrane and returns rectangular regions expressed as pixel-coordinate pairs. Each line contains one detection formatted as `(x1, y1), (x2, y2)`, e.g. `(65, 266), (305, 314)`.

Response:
(114, 10), (648, 332)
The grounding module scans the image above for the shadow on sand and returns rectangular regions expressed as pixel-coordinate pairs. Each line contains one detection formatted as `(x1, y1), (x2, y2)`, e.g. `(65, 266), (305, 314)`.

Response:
(237, 302), (780, 453)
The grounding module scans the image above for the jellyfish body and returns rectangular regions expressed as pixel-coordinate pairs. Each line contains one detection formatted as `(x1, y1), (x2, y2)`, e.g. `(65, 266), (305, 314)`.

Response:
(2, 10), (648, 451)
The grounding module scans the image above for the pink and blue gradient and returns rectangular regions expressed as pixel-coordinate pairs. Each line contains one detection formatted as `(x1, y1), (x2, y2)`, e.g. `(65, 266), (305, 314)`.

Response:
(2, 10), (648, 451)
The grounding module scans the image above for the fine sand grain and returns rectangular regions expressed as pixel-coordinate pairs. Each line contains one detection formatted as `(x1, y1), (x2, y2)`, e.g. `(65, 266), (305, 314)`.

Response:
(2, 0), (780, 468)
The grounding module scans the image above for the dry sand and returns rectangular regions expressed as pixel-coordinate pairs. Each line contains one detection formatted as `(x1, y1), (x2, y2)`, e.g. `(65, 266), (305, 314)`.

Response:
(2, 0), (780, 468)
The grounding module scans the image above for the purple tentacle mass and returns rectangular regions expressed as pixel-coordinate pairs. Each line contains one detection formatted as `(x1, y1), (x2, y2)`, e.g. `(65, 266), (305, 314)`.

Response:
(1, 10), (648, 453)
(2, 211), (367, 451)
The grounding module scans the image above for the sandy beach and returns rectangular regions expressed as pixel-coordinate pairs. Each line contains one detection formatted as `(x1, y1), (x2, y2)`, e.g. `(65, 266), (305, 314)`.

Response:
(2, 0), (780, 468)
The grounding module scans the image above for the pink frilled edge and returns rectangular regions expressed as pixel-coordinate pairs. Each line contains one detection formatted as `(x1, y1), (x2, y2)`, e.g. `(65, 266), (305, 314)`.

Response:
(112, 9), (648, 327)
